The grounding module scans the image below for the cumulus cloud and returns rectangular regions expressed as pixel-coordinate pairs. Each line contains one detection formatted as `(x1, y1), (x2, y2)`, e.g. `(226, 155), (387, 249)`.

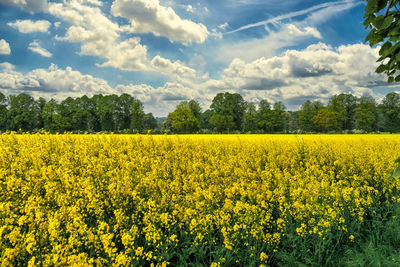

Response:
(213, 43), (385, 109)
(0, 62), (15, 73)
(0, 0), (47, 13)
(111, 0), (209, 44)
(0, 64), (115, 99)
(49, 0), (150, 71)
(8, 19), (51, 33)
(0, 39), (11, 55)
(151, 56), (196, 80)
(28, 40), (52, 58)
(48, 0), (197, 76)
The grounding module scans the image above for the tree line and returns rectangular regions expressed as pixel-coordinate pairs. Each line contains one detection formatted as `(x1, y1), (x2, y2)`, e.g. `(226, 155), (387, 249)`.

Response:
(0, 91), (400, 133)
(0, 93), (158, 133)
(164, 91), (400, 134)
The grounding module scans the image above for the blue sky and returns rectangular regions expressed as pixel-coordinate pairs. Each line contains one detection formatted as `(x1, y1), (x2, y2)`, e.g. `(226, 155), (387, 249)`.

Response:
(0, 0), (396, 116)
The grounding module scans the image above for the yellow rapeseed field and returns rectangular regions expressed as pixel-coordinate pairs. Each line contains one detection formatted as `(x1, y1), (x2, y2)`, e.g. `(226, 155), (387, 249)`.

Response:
(0, 133), (400, 266)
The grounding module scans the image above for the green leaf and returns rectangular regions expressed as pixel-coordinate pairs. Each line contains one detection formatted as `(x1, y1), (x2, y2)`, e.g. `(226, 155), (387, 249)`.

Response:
(365, 0), (379, 15)
(396, 75), (400, 82)
(382, 15), (395, 29)
(374, 15), (385, 29)
(376, 64), (387, 73)
(395, 157), (400, 163)
(380, 41), (393, 56)
(389, 76), (395, 83)
(393, 165), (400, 179)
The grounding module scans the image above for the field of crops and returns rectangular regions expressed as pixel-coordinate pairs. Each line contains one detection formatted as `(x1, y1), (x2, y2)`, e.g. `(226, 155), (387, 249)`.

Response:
(1, 134), (400, 266)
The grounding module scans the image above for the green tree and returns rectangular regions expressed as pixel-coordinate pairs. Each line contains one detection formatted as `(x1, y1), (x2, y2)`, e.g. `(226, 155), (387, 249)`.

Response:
(37, 97), (46, 129)
(271, 102), (286, 132)
(210, 92), (246, 131)
(313, 109), (338, 133)
(89, 95), (102, 132)
(168, 101), (200, 133)
(355, 97), (378, 132)
(42, 99), (58, 132)
(118, 94), (135, 130)
(380, 92), (400, 132)
(0, 92), (7, 131)
(210, 113), (235, 133)
(70, 96), (91, 131)
(257, 100), (274, 132)
(287, 111), (300, 132)
(243, 103), (258, 132)
(96, 95), (120, 131)
(130, 100), (146, 131)
(188, 99), (202, 120)
(7, 93), (39, 131)
(298, 100), (324, 132)
(54, 97), (74, 132)
(163, 113), (173, 131)
(364, 0), (400, 82)
(144, 113), (158, 130)
(328, 94), (357, 131)
(199, 109), (214, 130)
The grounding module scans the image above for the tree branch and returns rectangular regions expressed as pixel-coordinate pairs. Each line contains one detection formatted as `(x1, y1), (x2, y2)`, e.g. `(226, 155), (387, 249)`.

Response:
(385, 0), (394, 17)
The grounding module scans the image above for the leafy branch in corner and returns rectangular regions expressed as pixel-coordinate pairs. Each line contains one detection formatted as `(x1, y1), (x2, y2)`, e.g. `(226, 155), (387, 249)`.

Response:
(364, 0), (400, 82)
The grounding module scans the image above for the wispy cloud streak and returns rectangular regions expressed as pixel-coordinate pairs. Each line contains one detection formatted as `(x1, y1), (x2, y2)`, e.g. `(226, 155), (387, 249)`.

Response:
(226, 0), (363, 34)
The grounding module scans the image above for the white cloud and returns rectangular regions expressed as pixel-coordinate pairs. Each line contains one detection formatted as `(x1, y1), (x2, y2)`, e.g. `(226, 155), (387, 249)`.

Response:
(214, 43), (385, 109)
(28, 40), (52, 57)
(218, 22), (229, 30)
(86, 0), (102, 6)
(8, 19), (51, 33)
(49, 0), (148, 71)
(151, 56), (197, 80)
(0, 64), (115, 99)
(0, 62), (15, 72)
(0, 0), (47, 13)
(186, 4), (193, 13)
(49, 0), (199, 77)
(0, 39), (11, 55)
(111, 0), (209, 44)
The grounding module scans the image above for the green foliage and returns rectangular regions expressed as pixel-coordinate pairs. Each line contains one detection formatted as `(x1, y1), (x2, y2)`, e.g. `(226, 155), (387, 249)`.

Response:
(7, 93), (39, 131)
(210, 92), (246, 131)
(210, 113), (235, 132)
(328, 94), (357, 131)
(42, 99), (58, 132)
(199, 109), (214, 130)
(271, 102), (287, 132)
(243, 103), (258, 132)
(355, 97), (378, 132)
(313, 109), (338, 132)
(380, 92), (400, 132)
(144, 113), (158, 130)
(130, 100), (146, 131)
(298, 100), (324, 132)
(257, 100), (274, 132)
(364, 0), (400, 82)
(0, 92), (7, 131)
(167, 101), (200, 133)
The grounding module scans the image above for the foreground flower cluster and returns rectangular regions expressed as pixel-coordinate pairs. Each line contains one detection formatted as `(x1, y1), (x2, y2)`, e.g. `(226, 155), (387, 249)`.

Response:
(0, 134), (399, 266)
